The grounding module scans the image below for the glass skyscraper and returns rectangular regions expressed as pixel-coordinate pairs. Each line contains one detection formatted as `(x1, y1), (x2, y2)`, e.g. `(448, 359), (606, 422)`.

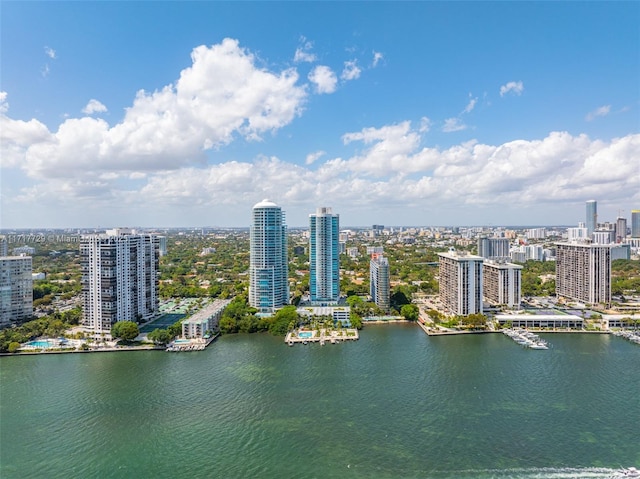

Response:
(631, 210), (640, 238)
(586, 200), (597, 236)
(249, 200), (289, 312)
(309, 207), (340, 304)
(370, 253), (390, 311)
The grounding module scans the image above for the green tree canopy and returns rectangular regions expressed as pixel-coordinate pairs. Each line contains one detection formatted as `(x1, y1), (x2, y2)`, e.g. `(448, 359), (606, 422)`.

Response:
(400, 304), (419, 322)
(269, 306), (299, 336)
(111, 321), (140, 342)
(148, 328), (173, 344)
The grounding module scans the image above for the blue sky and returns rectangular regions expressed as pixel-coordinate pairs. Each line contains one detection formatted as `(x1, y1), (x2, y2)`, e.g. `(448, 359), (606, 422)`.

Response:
(1, 1), (638, 228)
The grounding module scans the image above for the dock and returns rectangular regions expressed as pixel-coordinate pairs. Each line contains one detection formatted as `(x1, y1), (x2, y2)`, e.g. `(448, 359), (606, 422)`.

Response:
(502, 328), (550, 349)
(166, 333), (219, 352)
(613, 330), (640, 345)
(285, 328), (359, 346)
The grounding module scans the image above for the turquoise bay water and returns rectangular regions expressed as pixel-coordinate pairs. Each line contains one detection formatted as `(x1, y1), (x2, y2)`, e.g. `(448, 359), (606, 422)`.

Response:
(1, 325), (638, 478)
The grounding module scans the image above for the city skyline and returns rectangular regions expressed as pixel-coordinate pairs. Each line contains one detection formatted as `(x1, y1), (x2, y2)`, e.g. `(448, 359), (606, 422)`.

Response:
(1, 2), (638, 228)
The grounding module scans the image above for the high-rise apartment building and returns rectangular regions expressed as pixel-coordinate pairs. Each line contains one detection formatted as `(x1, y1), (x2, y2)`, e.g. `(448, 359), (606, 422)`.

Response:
(567, 226), (588, 242)
(309, 207), (340, 304)
(370, 253), (390, 312)
(249, 199), (289, 312)
(615, 217), (627, 243)
(81, 231), (159, 337)
(483, 260), (522, 308)
(586, 200), (597, 236)
(631, 210), (640, 238)
(526, 228), (546, 240)
(438, 250), (483, 316)
(0, 256), (33, 327)
(592, 230), (615, 245)
(477, 237), (510, 260)
(0, 237), (7, 257)
(158, 236), (168, 257)
(555, 242), (611, 305)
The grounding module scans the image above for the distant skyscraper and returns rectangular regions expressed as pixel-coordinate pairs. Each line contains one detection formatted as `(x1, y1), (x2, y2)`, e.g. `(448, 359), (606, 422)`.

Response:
(438, 250), (483, 316)
(309, 207), (340, 304)
(158, 236), (168, 257)
(556, 242), (611, 305)
(0, 237), (7, 257)
(81, 231), (159, 337)
(249, 199), (289, 312)
(483, 261), (522, 308)
(631, 210), (640, 238)
(0, 256), (33, 327)
(567, 226), (589, 242)
(477, 237), (510, 260)
(586, 200), (597, 236)
(370, 254), (390, 312)
(615, 217), (627, 243)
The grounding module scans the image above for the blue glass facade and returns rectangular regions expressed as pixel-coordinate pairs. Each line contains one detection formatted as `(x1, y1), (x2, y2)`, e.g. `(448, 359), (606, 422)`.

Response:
(309, 207), (340, 304)
(249, 200), (289, 312)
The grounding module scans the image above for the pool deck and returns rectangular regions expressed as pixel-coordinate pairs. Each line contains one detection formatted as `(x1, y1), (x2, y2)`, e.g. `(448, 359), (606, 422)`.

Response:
(285, 328), (359, 345)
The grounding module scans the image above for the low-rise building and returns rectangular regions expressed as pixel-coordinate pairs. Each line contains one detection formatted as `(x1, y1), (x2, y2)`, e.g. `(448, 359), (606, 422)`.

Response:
(181, 299), (232, 339)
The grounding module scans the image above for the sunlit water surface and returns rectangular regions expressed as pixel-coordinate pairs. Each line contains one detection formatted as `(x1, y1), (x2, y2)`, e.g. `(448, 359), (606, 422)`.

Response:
(1, 326), (638, 478)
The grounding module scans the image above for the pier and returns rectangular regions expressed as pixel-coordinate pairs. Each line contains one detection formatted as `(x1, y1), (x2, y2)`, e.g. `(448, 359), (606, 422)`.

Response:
(285, 328), (359, 346)
(166, 333), (219, 352)
(503, 328), (549, 349)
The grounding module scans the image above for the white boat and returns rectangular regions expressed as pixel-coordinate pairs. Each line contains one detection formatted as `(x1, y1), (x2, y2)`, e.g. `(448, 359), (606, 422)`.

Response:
(529, 342), (548, 350)
(615, 467), (640, 478)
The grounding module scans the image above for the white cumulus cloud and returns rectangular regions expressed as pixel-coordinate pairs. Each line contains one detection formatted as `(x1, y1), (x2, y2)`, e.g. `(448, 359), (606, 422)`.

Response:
(82, 99), (108, 115)
(585, 105), (611, 121)
(341, 60), (361, 81)
(500, 81), (524, 97)
(463, 96), (477, 114)
(305, 150), (326, 165)
(294, 37), (317, 63)
(2, 38), (307, 180)
(442, 118), (467, 132)
(44, 46), (56, 59)
(372, 51), (383, 67)
(419, 117), (432, 133)
(308, 65), (337, 94)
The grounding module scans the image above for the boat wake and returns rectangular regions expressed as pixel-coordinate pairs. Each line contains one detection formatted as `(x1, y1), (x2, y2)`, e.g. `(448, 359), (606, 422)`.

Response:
(434, 466), (630, 479)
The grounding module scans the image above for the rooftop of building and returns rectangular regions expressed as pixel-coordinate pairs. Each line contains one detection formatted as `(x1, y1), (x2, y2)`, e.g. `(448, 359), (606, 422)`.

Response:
(253, 199), (279, 209)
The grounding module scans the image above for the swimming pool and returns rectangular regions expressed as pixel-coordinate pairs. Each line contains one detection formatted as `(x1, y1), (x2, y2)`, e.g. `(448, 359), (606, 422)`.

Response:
(298, 332), (313, 339)
(23, 340), (56, 349)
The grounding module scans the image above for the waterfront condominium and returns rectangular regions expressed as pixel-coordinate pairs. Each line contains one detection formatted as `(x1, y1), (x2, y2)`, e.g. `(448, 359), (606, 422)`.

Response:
(482, 260), (523, 309)
(0, 256), (33, 327)
(80, 230), (159, 337)
(249, 199), (289, 312)
(437, 250), (484, 316)
(555, 242), (611, 306)
(309, 207), (340, 304)
(370, 253), (390, 312)
(586, 200), (597, 236)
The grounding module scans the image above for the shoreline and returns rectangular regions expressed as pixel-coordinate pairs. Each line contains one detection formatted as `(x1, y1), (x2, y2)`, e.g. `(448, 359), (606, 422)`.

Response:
(1, 324), (632, 357)
(0, 345), (165, 358)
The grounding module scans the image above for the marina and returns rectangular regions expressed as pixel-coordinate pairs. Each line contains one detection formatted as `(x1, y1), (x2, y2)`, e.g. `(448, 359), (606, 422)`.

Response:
(503, 328), (550, 349)
(613, 330), (640, 345)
